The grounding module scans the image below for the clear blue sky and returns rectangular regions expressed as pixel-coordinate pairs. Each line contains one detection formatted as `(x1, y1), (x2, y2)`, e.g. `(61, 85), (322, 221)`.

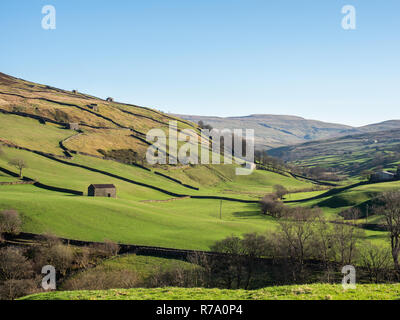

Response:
(0, 0), (399, 126)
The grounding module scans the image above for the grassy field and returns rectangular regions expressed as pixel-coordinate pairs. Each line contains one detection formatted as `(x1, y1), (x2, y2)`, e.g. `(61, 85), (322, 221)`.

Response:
(0, 113), (74, 155)
(0, 143), (396, 249)
(0, 184), (274, 249)
(20, 284), (400, 300)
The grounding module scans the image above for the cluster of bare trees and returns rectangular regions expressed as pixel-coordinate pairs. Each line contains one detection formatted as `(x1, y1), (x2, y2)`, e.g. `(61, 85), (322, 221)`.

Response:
(254, 152), (287, 174)
(269, 209), (366, 282)
(0, 209), (121, 300)
(259, 191), (400, 283)
(259, 185), (289, 218)
(255, 150), (343, 181)
(205, 206), (395, 287)
(205, 233), (270, 289)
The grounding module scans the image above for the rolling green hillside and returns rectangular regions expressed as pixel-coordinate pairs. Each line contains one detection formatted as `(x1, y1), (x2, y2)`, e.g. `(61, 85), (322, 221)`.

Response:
(0, 71), (398, 253)
(268, 129), (400, 177)
(0, 72), (315, 249)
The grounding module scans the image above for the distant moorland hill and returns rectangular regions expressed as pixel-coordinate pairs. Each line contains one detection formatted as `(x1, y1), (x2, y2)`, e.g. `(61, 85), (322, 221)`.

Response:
(174, 114), (400, 150)
(267, 129), (400, 176)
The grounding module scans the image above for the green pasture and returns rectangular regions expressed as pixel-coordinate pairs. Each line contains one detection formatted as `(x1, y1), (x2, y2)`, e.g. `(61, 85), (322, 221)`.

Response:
(21, 283), (400, 300)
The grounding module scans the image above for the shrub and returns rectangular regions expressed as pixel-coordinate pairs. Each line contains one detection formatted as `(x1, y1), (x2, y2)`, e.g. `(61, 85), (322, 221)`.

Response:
(273, 185), (288, 199)
(0, 278), (38, 300)
(89, 240), (119, 259)
(74, 246), (92, 269)
(259, 194), (286, 218)
(31, 235), (74, 276)
(148, 263), (198, 288)
(360, 242), (391, 283)
(0, 209), (22, 238)
(0, 247), (33, 281)
(62, 270), (139, 291)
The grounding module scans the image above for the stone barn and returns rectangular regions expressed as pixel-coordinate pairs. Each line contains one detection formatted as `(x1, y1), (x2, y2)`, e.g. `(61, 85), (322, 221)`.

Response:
(106, 97), (114, 102)
(88, 184), (117, 198)
(68, 123), (80, 131)
(370, 171), (395, 182)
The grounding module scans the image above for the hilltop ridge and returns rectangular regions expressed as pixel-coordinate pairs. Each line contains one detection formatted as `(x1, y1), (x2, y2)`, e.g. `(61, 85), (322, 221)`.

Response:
(174, 113), (400, 149)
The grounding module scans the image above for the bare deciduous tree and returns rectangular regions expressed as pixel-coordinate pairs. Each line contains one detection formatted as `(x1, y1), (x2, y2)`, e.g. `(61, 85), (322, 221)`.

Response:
(373, 191), (400, 271)
(360, 242), (391, 283)
(241, 233), (269, 289)
(273, 184), (288, 200)
(332, 219), (364, 266)
(210, 233), (269, 289)
(210, 235), (245, 289)
(276, 207), (321, 278)
(8, 158), (28, 178)
(312, 216), (335, 268)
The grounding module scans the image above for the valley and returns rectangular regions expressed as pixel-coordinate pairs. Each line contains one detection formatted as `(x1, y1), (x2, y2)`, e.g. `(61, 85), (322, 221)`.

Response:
(0, 71), (399, 300)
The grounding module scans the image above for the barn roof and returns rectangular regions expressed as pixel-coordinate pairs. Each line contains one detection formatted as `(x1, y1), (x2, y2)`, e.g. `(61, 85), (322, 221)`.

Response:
(89, 184), (116, 189)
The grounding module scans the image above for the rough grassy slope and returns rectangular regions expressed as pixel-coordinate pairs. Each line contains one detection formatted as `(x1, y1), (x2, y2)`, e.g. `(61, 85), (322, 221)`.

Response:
(0, 72), (207, 157)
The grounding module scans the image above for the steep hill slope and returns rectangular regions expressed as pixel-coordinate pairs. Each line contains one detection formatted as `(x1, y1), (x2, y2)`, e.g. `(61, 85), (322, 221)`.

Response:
(0, 72), (206, 158)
